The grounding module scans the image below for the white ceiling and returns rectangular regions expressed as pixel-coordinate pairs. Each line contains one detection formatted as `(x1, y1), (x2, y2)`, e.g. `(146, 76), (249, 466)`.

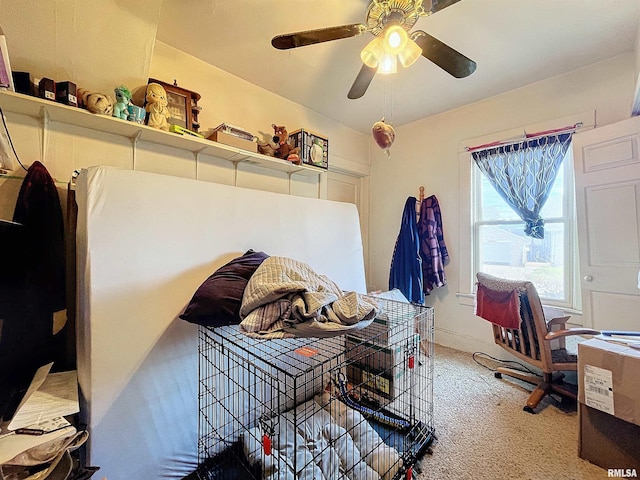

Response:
(156, 0), (640, 134)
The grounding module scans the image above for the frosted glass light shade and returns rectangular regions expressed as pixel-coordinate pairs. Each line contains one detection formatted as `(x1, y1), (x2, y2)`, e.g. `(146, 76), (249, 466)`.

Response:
(360, 37), (384, 68)
(383, 25), (408, 55)
(399, 38), (422, 68)
(378, 52), (398, 74)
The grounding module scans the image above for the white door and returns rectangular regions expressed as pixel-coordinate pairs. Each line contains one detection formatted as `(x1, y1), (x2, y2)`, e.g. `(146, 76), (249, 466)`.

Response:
(572, 115), (640, 331)
(326, 171), (371, 289)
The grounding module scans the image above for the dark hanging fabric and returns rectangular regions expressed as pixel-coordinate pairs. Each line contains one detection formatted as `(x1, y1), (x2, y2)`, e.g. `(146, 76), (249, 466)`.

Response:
(389, 197), (424, 304)
(0, 219), (30, 421)
(418, 195), (449, 295)
(0, 161), (67, 412)
(13, 161), (66, 314)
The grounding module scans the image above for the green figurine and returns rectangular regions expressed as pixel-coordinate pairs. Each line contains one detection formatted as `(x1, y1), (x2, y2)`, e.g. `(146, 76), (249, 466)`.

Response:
(113, 85), (132, 120)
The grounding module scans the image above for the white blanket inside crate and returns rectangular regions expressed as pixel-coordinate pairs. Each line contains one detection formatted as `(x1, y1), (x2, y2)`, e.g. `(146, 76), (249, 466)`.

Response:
(242, 395), (401, 480)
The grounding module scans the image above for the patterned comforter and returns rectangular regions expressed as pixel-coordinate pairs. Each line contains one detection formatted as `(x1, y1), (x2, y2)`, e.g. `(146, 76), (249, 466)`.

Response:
(239, 256), (379, 338)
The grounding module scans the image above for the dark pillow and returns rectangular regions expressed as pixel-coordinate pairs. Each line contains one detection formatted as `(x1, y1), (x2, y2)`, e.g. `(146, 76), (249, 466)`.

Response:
(180, 249), (269, 327)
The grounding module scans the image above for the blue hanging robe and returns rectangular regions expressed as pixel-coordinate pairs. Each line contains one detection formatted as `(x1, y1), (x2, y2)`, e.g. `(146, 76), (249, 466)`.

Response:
(389, 197), (424, 304)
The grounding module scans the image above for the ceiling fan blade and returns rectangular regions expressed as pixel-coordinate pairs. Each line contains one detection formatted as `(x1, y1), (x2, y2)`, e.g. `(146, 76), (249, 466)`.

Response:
(428, 0), (463, 14)
(411, 30), (476, 78)
(347, 64), (377, 100)
(272, 24), (367, 50)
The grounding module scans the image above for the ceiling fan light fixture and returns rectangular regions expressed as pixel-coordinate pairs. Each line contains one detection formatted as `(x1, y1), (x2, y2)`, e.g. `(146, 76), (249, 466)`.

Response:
(383, 25), (409, 55)
(378, 52), (398, 74)
(398, 37), (422, 68)
(360, 37), (384, 68)
(270, 0), (477, 99)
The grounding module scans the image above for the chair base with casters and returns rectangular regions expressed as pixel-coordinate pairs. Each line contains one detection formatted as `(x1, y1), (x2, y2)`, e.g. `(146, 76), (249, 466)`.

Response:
(475, 272), (599, 413)
(493, 367), (576, 413)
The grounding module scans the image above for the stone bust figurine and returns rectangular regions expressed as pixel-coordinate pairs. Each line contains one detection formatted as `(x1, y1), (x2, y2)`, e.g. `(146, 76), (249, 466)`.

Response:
(145, 82), (170, 131)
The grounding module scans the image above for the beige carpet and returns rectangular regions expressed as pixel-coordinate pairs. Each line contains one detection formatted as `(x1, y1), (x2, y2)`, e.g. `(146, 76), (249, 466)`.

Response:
(414, 344), (606, 480)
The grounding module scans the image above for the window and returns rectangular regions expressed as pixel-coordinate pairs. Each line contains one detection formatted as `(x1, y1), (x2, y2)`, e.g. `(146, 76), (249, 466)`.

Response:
(472, 148), (577, 308)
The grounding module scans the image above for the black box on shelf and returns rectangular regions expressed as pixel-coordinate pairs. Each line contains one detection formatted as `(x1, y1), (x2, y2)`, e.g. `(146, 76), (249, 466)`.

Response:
(38, 78), (56, 102)
(55, 81), (78, 107)
(12, 71), (32, 96)
(289, 128), (328, 169)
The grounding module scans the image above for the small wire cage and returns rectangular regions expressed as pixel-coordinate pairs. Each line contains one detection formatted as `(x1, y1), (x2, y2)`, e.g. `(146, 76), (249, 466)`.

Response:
(197, 297), (434, 480)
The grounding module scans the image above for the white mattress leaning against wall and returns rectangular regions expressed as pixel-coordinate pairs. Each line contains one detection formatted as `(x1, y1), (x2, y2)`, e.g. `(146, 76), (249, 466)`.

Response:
(74, 165), (367, 479)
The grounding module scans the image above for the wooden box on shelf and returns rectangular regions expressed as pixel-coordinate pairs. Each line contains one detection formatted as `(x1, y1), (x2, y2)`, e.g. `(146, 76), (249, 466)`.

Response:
(147, 78), (201, 133)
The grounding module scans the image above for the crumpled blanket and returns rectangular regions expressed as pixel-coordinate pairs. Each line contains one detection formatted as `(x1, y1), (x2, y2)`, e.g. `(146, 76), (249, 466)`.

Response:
(240, 257), (379, 339)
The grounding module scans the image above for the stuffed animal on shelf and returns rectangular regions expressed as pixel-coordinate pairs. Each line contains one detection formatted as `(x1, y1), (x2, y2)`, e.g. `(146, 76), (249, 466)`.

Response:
(269, 124), (300, 164)
(145, 82), (171, 131)
(113, 85), (132, 120)
(257, 139), (278, 157)
(77, 88), (114, 116)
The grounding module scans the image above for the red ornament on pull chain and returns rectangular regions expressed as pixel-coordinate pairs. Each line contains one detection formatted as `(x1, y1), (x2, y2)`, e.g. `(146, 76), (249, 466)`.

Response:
(372, 117), (396, 158)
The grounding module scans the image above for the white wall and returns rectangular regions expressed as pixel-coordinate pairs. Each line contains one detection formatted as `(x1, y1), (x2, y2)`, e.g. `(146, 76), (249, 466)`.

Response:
(0, 0), (159, 96)
(633, 16), (640, 116)
(368, 53), (637, 354)
(149, 41), (370, 175)
(1, 1), (637, 356)
(0, 2), (370, 217)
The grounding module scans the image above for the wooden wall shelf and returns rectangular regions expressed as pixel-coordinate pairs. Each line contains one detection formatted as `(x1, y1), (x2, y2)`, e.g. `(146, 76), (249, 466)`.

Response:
(0, 90), (324, 177)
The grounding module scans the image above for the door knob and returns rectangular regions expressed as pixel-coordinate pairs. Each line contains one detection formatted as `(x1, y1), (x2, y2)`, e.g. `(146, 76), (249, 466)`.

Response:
(583, 275), (593, 282)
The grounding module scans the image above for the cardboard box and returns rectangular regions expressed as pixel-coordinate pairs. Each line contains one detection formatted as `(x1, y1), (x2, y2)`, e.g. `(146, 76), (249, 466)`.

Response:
(578, 338), (640, 469)
(349, 307), (418, 347)
(579, 404), (640, 470)
(208, 130), (257, 153)
(345, 335), (411, 402)
(289, 129), (328, 169)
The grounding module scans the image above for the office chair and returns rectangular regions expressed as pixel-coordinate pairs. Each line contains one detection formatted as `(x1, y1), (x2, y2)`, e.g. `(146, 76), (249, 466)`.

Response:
(475, 272), (599, 413)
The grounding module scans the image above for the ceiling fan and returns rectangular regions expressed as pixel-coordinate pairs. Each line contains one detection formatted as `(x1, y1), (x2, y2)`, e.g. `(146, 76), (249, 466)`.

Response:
(271, 0), (476, 99)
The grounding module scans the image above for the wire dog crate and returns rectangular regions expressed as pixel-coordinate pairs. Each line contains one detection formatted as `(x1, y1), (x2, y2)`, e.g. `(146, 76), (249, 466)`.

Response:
(197, 297), (434, 480)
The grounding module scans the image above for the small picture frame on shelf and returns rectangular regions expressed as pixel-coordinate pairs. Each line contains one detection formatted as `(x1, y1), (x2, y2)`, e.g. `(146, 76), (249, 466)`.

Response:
(165, 89), (188, 129)
(0, 26), (15, 91)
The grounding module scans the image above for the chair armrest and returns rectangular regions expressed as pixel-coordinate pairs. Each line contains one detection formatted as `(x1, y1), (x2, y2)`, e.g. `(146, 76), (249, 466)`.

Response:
(544, 307), (572, 349)
(544, 328), (600, 341)
(546, 315), (571, 328)
(543, 305), (570, 328)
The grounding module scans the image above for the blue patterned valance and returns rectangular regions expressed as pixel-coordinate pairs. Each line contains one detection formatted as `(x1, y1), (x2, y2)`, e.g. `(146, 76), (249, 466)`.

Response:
(471, 132), (572, 239)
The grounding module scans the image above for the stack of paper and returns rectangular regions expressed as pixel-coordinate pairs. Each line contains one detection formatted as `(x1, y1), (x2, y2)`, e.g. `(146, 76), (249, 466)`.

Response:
(596, 333), (640, 350)
(0, 363), (79, 464)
